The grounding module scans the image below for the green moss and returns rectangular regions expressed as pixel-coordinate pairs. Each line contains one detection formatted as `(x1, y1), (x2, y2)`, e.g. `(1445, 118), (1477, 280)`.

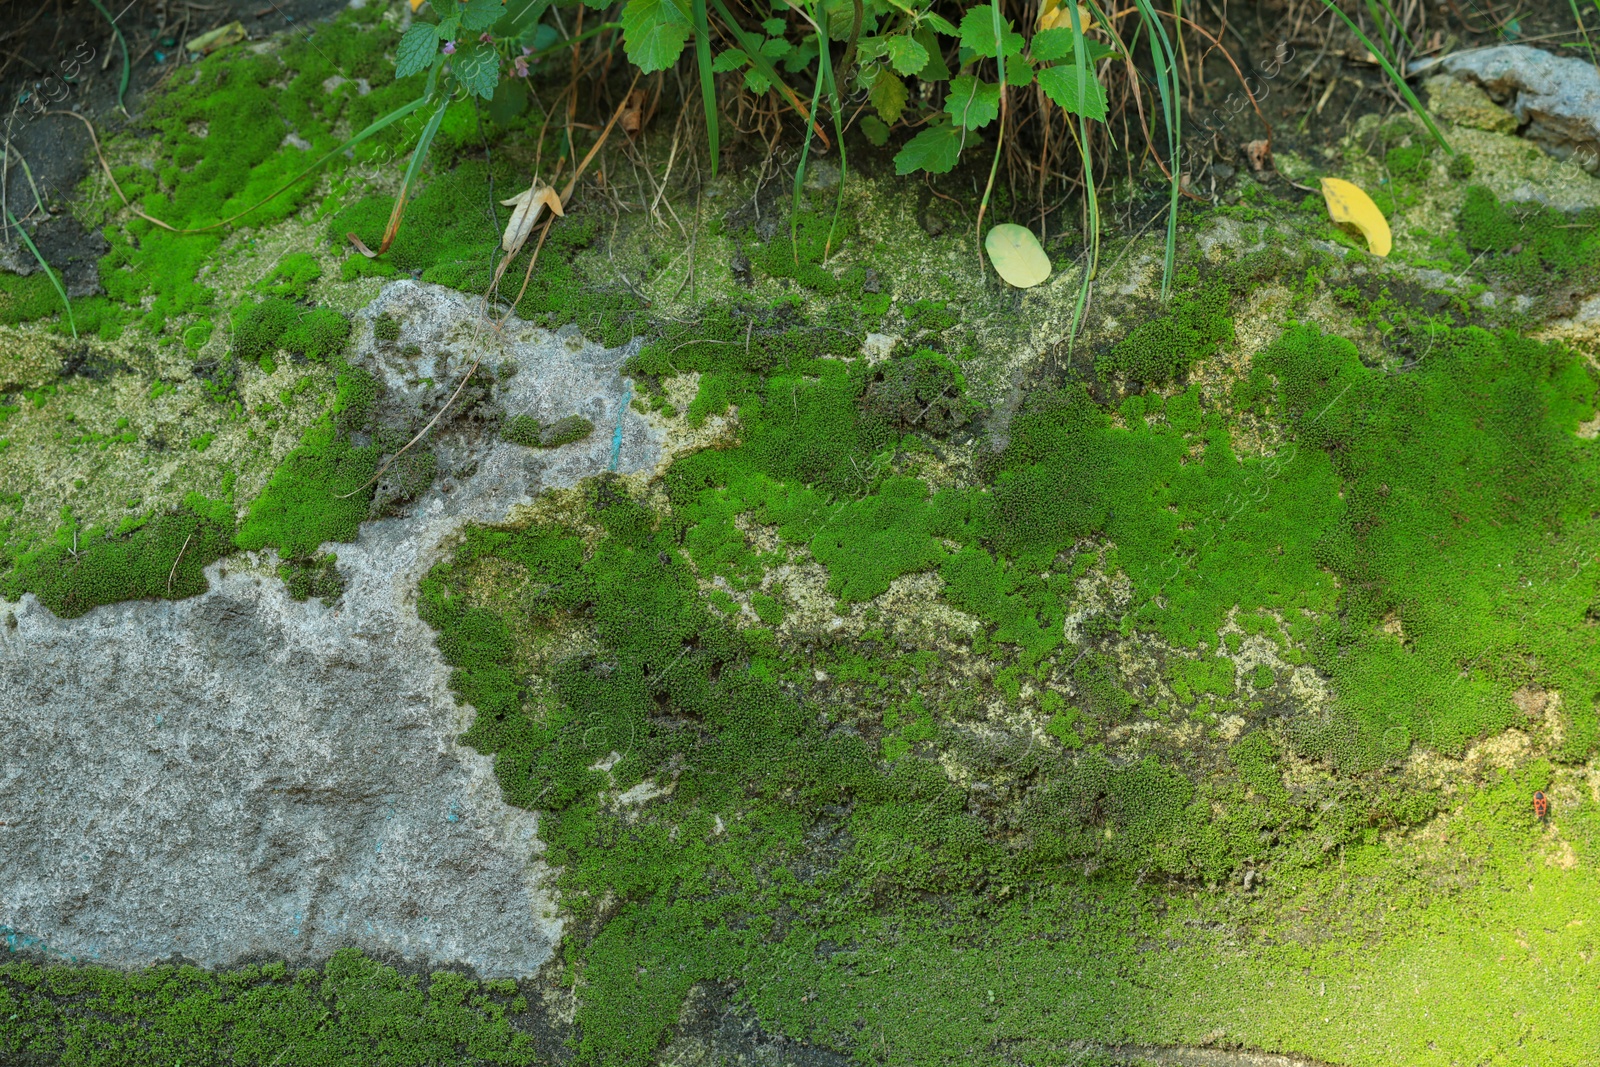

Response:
(0, 948), (538, 1065)
(0, 494), (233, 618)
(1098, 279), (1232, 384)
(373, 312), (402, 342)
(1457, 184), (1600, 292)
(234, 419), (377, 560)
(232, 298), (351, 365)
(502, 413), (594, 449)
(278, 552), (345, 605)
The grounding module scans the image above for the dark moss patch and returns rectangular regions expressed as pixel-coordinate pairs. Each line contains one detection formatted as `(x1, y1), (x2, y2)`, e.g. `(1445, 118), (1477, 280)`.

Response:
(502, 413), (594, 449)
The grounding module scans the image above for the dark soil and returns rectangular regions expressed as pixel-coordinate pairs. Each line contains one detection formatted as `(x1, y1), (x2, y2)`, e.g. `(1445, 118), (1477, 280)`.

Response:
(0, 0), (347, 289)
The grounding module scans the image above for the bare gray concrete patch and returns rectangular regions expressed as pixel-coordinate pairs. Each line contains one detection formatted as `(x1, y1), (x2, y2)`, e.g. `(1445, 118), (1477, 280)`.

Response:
(0, 280), (659, 977)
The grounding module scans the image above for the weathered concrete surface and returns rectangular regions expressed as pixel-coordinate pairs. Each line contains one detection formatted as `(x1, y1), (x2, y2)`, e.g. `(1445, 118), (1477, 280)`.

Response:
(0, 281), (659, 977)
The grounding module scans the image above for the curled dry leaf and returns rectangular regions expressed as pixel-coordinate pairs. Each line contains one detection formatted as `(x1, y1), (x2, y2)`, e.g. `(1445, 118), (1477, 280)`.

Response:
(500, 180), (565, 254)
(985, 223), (1052, 288)
(1243, 138), (1273, 173)
(621, 90), (646, 138)
(1320, 177), (1391, 257)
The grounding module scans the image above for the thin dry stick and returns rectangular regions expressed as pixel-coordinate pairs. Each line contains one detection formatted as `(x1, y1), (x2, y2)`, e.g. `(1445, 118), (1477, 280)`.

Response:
(167, 531), (193, 595)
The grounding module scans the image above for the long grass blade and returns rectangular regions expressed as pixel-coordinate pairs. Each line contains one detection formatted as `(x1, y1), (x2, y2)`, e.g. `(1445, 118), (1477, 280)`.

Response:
(348, 93), (451, 258)
(1123, 0), (1181, 298)
(86, 0), (130, 115)
(6, 210), (75, 338)
(1316, 0), (1451, 151)
(790, 18), (829, 266)
(1062, 0), (1097, 341)
(812, 3), (849, 260)
(1570, 0), (1599, 70)
(973, 0), (1010, 276)
(708, 0), (831, 148)
(690, 0), (720, 176)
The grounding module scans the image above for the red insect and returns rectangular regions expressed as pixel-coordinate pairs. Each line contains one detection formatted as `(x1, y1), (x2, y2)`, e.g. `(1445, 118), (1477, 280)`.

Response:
(1533, 790), (1549, 821)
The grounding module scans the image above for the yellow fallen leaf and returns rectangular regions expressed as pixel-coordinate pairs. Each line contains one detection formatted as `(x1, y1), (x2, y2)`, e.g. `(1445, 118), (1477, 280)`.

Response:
(409, 0), (426, 10)
(985, 223), (1052, 288)
(1320, 177), (1391, 257)
(1037, 0), (1095, 33)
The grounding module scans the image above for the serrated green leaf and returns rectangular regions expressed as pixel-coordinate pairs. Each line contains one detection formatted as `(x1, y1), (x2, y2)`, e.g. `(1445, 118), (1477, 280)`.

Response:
(428, 0), (455, 18)
(885, 34), (929, 76)
(761, 17), (787, 35)
(461, 0), (503, 31)
(913, 25), (950, 80)
(923, 12), (959, 36)
(744, 67), (773, 93)
(760, 36), (791, 58)
(855, 35), (889, 63)
(452, 39), (500, 99)
(1037, 63), (1107, 120)
(1006, 55), (1034, 87)
(711, 47), (748, 72)
(869, 67), (907, 125)
(436, 15), (460, 39)
(894, 121), (965, 175)
(861, 114), (891, 146)
(958, 5), (1022, 59)
(621, 0), (692, 73)
(395, 22), (439, 79)
(1031, 27), (1117, 63)
(945, 73), (1000, 129)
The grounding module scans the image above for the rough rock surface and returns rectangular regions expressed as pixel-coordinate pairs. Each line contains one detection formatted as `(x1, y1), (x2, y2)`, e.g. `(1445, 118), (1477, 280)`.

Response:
(1441, 45), (1600, 169)
(0, 281), (660, 977)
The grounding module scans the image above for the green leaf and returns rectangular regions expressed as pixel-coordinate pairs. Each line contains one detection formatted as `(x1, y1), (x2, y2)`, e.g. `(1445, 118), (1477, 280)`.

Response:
(621, 0), (692, 73)
(761, 16), (787, 35)
(1006, 55), (1034, 87)
(760, 36), (791, 58)
(885, 34), (929, 76)
(428, 0), (455, 18)
(488, 76), (529, 124)
(855, 35), (889, 63)
(1037, 63), (1107, 120)
(395, 22), (439, 79)
(958, 5), (1022, 59)
(945, 74), (1000, 129)
(452, 39), (500, 99)
(894, 121), (965, 175)
(923, 12), (959, 36)
(913, 25), (950, 80)
(861, 114), (891, 146)
(1031, 27), (1117, 63)
(870, 67), (907, 125)
(461, 0), (503, 31)
(435, 15), (460, 39)
(745, 67), (773, 93)
(711, 47), (748, 71)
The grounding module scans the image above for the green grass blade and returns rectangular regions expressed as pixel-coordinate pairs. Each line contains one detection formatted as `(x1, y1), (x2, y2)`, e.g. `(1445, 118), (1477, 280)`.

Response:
(6, 211), (75, 339)
(790, 20), (829, 265)
(813, 2), (849, 259)
(1570, 0), (1599, 70)
(1317, 0), (1451, 152)
(87, 0), (130, 115)
(1062, 0), (1097, 341)
(690, 0), (719, 176)
(1124, 0), (1181, 298)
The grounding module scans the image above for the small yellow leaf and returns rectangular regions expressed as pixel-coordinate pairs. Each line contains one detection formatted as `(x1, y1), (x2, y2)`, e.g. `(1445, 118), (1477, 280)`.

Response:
(1037, 0), (1095, 33)
(1320, 177), (1391, 257)
(985, 223), (1052, 288)
(409, 0), (426, 11)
